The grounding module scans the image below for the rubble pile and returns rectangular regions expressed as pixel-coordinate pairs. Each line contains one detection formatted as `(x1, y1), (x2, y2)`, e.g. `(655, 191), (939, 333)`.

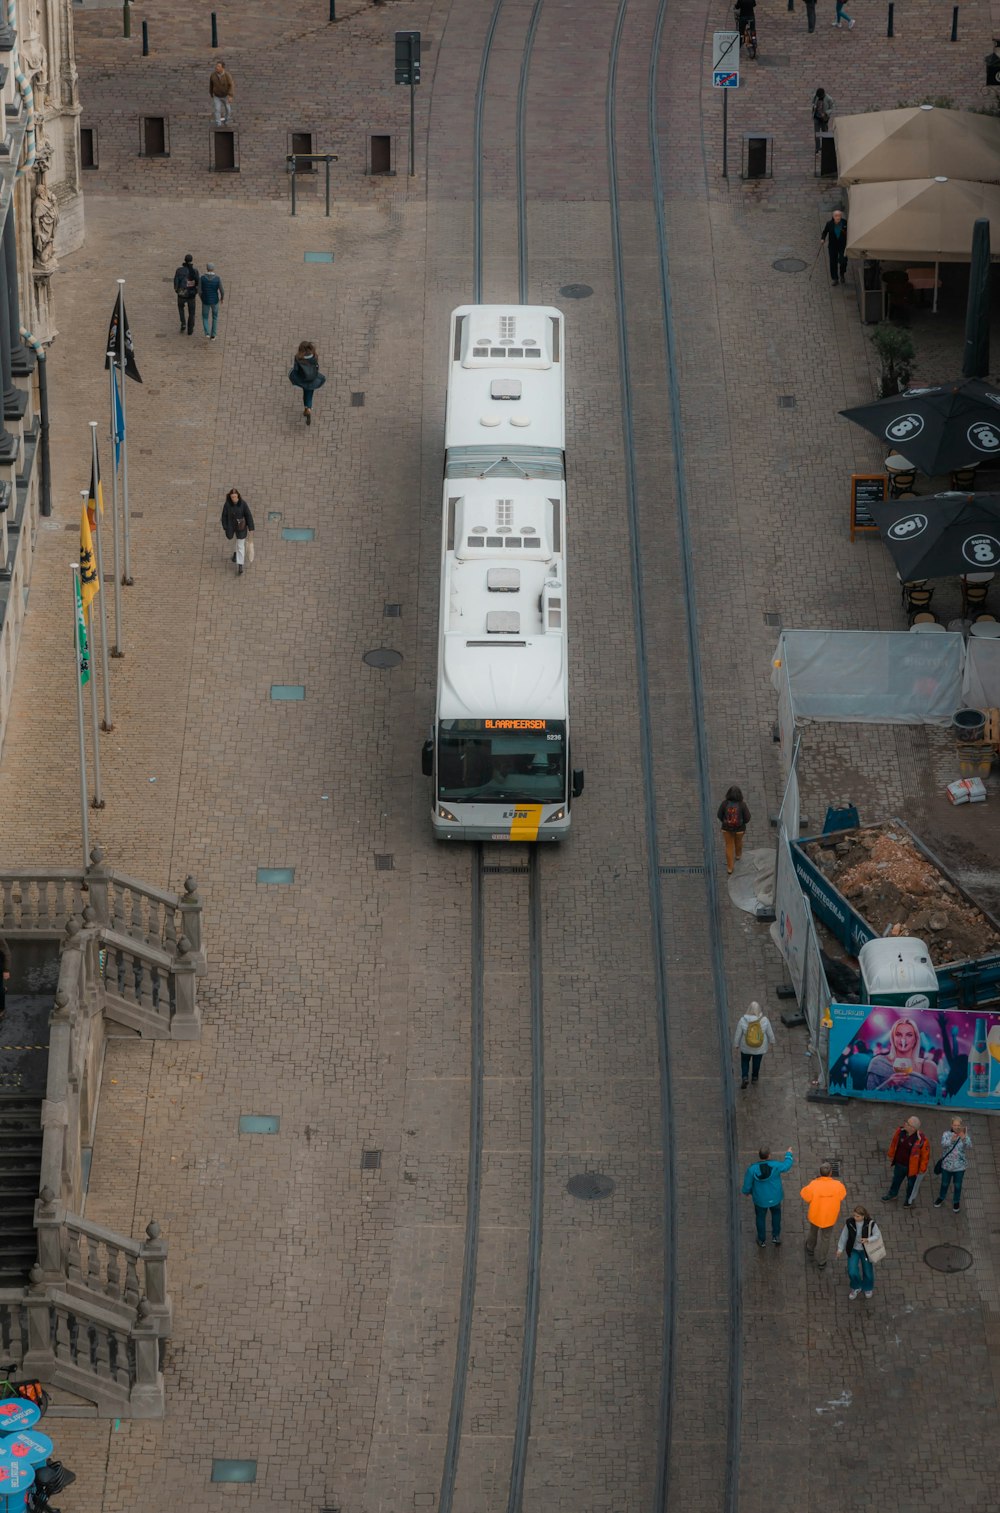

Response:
(813, 827), (1000, 965)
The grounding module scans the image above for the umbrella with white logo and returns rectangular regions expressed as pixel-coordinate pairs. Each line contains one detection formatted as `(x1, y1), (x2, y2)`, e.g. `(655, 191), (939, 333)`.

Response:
(840, 378), (1000, 475)
(869, 491), (1000, 580)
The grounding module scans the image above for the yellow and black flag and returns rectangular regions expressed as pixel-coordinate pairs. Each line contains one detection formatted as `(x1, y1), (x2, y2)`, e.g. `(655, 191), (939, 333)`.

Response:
(80, 504), (100, 616)
(86, 452), (103, 529)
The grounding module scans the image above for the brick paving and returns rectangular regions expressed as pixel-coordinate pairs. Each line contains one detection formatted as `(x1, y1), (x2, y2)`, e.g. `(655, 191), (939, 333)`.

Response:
(2, 0), (1000, 1508)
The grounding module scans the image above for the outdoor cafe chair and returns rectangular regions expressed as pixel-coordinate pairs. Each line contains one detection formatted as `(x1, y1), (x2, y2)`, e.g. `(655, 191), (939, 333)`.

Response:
(951, 467), (979, 491)
(905, 585), (936, 624)
(889, 469), (918, 499)
(962, 575), (993, 616)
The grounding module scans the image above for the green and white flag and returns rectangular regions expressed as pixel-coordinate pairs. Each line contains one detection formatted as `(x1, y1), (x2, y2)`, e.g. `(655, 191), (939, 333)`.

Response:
(75, 573), (90, 686)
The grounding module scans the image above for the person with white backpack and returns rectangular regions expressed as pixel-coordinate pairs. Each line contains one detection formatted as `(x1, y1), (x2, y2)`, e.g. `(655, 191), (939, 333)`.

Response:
(732, 1001), (776, 1089)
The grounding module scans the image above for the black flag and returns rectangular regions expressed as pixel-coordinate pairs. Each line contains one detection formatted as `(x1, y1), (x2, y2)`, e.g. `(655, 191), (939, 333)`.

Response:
(104, 290), (142, 383)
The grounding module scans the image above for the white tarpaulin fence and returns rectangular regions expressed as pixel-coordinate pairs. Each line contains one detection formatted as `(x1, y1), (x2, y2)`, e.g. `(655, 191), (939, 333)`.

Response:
(773, 629), (965, 726)
(963, 637), (1000, 711)
(772, 737), (831, 1080)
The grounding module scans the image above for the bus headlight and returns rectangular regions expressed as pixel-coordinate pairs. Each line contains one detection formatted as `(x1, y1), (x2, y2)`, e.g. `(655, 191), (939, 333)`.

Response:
(543, 807), (565, 823)
(437, 805), (459, 822)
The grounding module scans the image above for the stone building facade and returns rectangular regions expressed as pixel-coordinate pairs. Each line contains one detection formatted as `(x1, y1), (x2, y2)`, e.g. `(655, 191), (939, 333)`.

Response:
(0, 0), (83, 755)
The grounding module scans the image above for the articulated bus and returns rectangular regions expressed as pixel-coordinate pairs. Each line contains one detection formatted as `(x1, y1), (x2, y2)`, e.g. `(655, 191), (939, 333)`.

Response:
(421, 305), (583, 841)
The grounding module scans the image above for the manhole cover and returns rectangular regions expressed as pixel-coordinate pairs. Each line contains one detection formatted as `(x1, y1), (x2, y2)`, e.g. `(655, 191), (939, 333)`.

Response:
(559, 283), (594, 299)
(773, 258), (807, 273)
(567, 1172), (614, 1200)
(363, 648), (403, 669)
(924, 1243), (973, 1274)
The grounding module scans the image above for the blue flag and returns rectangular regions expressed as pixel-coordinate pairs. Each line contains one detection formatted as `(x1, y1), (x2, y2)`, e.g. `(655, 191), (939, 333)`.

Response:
(112, 367), (124, 472)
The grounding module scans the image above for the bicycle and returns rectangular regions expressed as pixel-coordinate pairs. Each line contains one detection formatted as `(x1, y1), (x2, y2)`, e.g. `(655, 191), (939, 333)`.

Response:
(735, 7), (758, 56)
(0, 1361), (50, 1417)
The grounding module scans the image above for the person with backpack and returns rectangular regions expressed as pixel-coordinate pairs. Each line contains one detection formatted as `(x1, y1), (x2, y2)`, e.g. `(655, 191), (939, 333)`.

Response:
(288, 340), (327, 426)
(717, 785), (751, 875)
(173, 253), (200, 335)
(732, 1000), (775, 1088)
(811, 88), (833, 150)
(741, 1144), (794, 1248)
(836, 1204), (884, 1299)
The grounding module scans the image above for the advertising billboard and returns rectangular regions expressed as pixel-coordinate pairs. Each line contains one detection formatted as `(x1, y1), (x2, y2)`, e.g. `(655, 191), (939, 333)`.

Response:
(829, 1001), (1000, 1110)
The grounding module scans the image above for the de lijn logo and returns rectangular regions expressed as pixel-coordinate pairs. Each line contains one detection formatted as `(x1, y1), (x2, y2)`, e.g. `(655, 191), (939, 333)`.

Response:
(887, 512), (928, 541)
(962, 534), (1000, 567)
(886, 413), (924, 442)
(968, 421), (1000, 454)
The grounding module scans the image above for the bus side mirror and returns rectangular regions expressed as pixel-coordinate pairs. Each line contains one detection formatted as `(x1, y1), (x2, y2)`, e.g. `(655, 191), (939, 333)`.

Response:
(572, 768), (585, 799)
(421, 740), (433, 777)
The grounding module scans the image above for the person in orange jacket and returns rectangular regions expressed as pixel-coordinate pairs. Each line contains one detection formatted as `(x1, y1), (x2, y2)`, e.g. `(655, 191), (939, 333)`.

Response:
(882, 1115), (930, 1206)
(800, 1161), (847, 1268)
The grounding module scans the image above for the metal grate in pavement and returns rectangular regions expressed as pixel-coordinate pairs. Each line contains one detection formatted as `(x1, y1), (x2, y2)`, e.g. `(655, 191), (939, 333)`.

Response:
(384, 603), (401, 617)
(567, 1172), (614, 1199)
(778, 395), (796, 408)
(764, 611), (781, 626)
(361, 1149), (381, 1170)
(374, 854), (394, 871)
(351, 392), (365, 406)
(363, 648), (402, 668)
(483, 864), (530, 874)
(925, 1244), (972, 1273)
(658, 865), (706, 875)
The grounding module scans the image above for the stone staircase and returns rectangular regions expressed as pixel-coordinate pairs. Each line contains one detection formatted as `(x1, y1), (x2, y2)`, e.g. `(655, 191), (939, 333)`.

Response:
(0, 1092), (43, 1285)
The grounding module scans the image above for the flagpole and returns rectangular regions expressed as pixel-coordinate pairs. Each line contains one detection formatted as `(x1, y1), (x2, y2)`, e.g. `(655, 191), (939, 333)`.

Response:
(71, 564), (91, 869)
(88, 426), (113, 731)
(107, 357), (124, 657)
(81, 492), (106, 810)
(117, 280), (134, 585)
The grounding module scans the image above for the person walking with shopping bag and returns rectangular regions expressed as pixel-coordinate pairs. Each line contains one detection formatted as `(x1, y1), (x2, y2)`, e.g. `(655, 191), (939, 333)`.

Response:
(934, 1118), (971, 1212)
(221, 488), (255, 576)
(836, 1204), (884, 1299)
(732, 1000), (775, 1089)
(288, 341), (327, 426)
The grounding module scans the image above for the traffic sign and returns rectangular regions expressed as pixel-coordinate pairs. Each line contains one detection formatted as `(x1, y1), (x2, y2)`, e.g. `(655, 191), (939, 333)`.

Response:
(712, 28), (740, 72)
(714, 71), (739, 87)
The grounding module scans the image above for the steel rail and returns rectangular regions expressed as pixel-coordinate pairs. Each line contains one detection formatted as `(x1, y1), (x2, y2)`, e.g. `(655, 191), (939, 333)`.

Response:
(515, 0), (544, 302)
(604, 3), (678, 1507)
(472, 0), (505, 302)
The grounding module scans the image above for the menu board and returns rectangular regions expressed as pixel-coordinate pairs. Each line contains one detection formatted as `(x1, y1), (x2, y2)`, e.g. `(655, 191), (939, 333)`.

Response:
(851, 474), (887, 540)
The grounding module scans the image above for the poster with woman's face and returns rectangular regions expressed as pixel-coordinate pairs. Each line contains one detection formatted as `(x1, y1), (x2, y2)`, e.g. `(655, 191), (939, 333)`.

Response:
(828, 1002), (1000, 1110)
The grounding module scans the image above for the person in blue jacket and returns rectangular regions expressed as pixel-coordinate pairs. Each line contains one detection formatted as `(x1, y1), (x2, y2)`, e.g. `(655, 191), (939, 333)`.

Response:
(742, 1145), (795, 1248)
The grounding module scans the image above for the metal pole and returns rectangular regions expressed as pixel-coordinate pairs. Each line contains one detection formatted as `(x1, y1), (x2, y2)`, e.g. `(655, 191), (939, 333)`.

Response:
(409, 78), (415, 176)
(71, 565), (90, 868)
(117, 281), (134, 585)
(325, 157), (331, 218)
(123, 0), (131, 38)
(211, 10), (218, 47)
(290, 159), (297, 216)
(142, 19), (148, 54)
(887, 2), (894, 35)
(722, 90), (729, 179)
(87, 430), (113, 730)
(329, 0), (337, 18)
(87, 605), (104, 807)
(108, 356), (124, 656)
(36, 347), (50, 516)
(950, 5), (958, 39)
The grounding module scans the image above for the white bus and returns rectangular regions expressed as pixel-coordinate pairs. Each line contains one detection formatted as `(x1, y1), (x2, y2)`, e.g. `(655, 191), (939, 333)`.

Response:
(421, 305), (583, 842)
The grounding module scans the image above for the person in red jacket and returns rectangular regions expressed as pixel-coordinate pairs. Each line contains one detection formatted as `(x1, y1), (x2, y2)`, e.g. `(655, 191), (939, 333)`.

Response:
(882, 1115), (930, 1206)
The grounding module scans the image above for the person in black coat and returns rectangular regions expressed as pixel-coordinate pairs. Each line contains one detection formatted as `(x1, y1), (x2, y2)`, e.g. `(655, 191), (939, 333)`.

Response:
(221, 488), (255, 575)
(0, 934), (9, 1018)
(820, 209), (848, 286)
(288, 341), (327, 426)
(173, 253), (200, 335)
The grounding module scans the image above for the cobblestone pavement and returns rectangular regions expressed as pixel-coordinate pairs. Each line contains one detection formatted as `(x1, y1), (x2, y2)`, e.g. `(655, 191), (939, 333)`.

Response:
(3, 0), (1000, 1508)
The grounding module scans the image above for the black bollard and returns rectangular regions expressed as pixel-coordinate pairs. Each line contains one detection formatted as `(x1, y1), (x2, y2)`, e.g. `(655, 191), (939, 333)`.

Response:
(123, 0), (131, 38)
(951, 5), (958, 39)
(887, 1), (894, 35)
(211, 11), (218, 48)
(787, 0), (793, 10)
(142, 18), (148, 54)
(329, 0), (337, 17)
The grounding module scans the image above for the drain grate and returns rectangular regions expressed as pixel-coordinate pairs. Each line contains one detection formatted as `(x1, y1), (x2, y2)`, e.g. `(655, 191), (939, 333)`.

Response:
(374, 854), (394, 871)
(764, 611), (782, 626)
(778, 395), (797, 409)
(658, 865), (706, 875)
(361, 1149), (382, 1170)
(924, 1243), (972, 1273)
(384, 603), (402, 617)
(351, 392), (365, 406)
(363, 648), (402, 668)
(483, 864), (530, 874)
(567, 1172), (614, 1200)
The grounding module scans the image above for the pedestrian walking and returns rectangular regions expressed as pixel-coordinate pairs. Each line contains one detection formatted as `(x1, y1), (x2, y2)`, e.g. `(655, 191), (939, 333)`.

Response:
(200, 263), (224, 340)
(804, 0), (817, 29)
(836, 1204), (884, 1299)
(832, 0), (855, 25)
(221, 488), (254, 575)
(800, 1161), (847, 1268)
(0, 934), (9, 1020)
(882, 1114), (930, 1206)
(741, 1145), (794, 1247)
(717, 784), (751, 875)
(288, 341), (327, 426)
(820, 209), (849, 285)
(811, 88), (833, 149)
(732, 1000), (775, 1089)
(934, 1117), (971, 1212)
(173, 253), (200, 336)
(209, 60), (235, 125)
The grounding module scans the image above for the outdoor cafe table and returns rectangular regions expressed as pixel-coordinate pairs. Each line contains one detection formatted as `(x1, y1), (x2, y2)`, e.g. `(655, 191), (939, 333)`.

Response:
(970, 620), (1000, 637)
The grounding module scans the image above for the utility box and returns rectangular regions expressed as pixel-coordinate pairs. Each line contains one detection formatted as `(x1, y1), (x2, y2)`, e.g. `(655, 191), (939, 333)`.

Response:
(859, 937), (939, 1008)
(742, 132), (772, 180)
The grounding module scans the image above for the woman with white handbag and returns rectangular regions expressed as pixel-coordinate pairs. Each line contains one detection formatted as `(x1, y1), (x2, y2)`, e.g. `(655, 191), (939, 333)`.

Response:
(836, 1205), (885, 1300)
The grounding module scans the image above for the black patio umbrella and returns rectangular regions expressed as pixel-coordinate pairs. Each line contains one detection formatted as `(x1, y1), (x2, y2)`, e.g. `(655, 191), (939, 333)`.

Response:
(870, 491), (1000, 581)
(840, 379), (1000, 475)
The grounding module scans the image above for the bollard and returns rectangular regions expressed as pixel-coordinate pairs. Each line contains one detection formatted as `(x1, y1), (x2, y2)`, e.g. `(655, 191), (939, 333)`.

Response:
(142, 18), (148, 54)
(211, 10), (218, 47)
(887, 1), (894, 35)
(329, 0), (337, 17)
(123, 0), (131, 38)
(951, 5), (958, 39)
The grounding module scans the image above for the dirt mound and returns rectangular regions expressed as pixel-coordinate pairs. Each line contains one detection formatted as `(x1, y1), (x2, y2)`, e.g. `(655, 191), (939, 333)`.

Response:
(818, 827), (1000, 965)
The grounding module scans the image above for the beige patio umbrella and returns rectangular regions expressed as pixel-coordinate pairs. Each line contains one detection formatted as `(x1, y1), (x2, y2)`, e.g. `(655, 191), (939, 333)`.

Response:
(846, 177), (1000, 310)
(834, 105), (1000, 186)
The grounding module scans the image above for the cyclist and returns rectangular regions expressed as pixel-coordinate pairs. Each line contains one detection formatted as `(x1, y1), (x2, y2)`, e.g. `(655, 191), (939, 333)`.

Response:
(735, 0), (757, 54)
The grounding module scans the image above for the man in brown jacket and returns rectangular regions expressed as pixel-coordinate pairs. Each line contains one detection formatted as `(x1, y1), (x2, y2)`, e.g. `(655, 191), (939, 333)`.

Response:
(210, 60), (235, 126)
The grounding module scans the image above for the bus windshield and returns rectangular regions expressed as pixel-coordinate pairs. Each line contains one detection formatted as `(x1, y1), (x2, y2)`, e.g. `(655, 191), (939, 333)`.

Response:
(437, 719), (566, 804)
